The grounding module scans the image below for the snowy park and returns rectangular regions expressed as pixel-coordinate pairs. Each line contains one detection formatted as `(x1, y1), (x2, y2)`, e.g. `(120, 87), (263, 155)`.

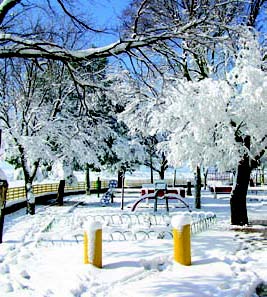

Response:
(0, 184), (267, 297)
(1, 1), (267, 297)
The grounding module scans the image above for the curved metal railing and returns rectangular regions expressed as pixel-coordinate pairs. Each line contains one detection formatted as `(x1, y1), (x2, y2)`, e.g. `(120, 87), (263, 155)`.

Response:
(37, 211), (217, 246)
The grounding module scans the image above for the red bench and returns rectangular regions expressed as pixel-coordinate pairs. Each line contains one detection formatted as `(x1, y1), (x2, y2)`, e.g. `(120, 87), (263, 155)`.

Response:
(140, 188), (185, 198)
(209, 186), (232, 198)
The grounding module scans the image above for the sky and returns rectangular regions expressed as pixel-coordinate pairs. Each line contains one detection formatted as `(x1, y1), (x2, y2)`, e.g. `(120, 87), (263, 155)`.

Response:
(82, 0), (131, 46)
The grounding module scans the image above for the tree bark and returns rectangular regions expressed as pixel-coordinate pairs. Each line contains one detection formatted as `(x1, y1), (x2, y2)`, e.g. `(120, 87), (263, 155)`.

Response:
(230, 156), (250, 225)
(0, 180), (8, 244)
(194, 166), (201, 209)
(187, 181), (192, 196)
(56, 180), (65, 206)
(159, 152), (168, 180)
(85, 164), (90, 195)
(150, 154), (154, 184)
(19, 147), (40, 215)
(203, 168), (208, 190)
(24, 161), (40, 215)
(260, 167), (265, 185)
(120, 172), (125, 210)
(25, 182), (35, 215)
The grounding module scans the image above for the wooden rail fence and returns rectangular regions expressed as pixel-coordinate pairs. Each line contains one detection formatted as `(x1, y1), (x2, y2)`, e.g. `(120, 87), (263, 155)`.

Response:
(6, 180), (109, 201)
(6, 178), (192, 201)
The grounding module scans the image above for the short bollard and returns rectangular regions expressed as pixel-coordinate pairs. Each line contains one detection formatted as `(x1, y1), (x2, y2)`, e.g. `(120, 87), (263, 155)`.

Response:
(171, 215), (191, 266)
(84, 231), (89, 264)
(84, 221), (102, 268)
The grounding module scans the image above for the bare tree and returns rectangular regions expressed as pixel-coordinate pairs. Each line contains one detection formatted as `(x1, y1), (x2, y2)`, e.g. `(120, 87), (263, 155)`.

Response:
(0, 1), (232, 71)
(1, 1), (266, 84)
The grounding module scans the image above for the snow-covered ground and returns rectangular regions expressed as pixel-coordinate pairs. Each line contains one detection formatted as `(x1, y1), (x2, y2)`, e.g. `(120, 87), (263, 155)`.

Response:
(0, 189), (266, 297)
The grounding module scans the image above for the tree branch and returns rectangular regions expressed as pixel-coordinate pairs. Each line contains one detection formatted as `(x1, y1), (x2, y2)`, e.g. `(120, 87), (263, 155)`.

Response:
(0, 0), (21, 25)
(56, 0), (104, 33)
(0, 17), (211, 62)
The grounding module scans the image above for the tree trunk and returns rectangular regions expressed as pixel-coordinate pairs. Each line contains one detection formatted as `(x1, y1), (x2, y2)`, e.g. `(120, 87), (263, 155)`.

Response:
(96, 177), (101, 198)
(159, 152), (168, 180)
(56, 180), (65, 206)
(230, 157), (250, 225)
(150, 154), (154, 184)
(120, 172), (125, 210)
(194, 166), (201, 209)
(187, 181), (192, 196)
(26, 182), (35, 215)
(85, 164), (90, 195)
(203, 168), (208, 190)
(159, 169), (165, 180)
(260, 166), (265, 185)
(20, 157), (40, 215)
(0, 180), (8, 244)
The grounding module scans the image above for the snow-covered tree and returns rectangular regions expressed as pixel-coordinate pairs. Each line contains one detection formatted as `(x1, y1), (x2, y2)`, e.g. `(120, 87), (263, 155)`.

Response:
(149, 30), (267, 225)
(121, 0), (266, 80)
(116, 71), (171, 181)
(3, 0), (263, 84)
(0, 56), (122, 214)
(0, 58), (74, 213)
(0, 1), (209, 64)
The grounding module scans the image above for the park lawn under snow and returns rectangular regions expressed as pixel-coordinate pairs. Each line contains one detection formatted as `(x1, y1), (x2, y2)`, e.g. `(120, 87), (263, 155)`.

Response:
(0, 190), (266, 297)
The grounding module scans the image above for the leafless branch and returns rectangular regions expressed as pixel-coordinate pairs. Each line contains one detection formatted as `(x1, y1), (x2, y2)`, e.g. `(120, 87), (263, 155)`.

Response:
(56, 0), (104, 33)
(0, 17), (209, 62)
(0, 0), (21, 25)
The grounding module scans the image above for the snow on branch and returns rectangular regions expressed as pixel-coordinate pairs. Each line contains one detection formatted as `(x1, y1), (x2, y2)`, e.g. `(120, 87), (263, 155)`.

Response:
(0, 0), (21, 25)
(0, 17), (213, 62)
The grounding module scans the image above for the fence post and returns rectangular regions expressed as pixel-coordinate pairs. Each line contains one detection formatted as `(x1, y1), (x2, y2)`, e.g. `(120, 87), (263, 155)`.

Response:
(172, 215), (191, 266)
(84, 221), (102, 268)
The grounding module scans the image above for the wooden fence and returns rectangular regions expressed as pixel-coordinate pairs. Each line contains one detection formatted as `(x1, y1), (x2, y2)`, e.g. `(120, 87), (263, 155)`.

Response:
(6, 180), (109, 201)
(6, 178), (191, 201)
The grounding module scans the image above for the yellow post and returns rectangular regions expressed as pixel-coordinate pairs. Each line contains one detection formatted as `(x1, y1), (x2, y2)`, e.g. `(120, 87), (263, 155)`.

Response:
(84, 231), (89, 264)
(84, 222), (102, 268)
(90, 229), (102, 268)
(172, 215), (191, 266)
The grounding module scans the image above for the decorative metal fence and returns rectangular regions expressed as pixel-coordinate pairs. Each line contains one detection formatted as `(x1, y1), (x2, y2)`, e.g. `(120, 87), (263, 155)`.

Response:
(37, 211), (217, 245)
(96, 212), (216, 240)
